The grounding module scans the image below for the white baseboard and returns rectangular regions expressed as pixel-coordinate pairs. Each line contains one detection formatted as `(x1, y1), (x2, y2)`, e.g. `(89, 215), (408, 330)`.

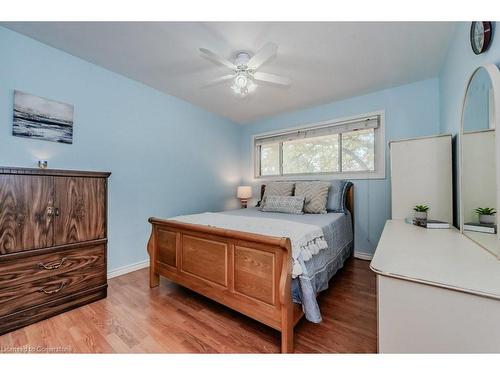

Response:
(354, 250), (373, 261)
(107, 259), (149, 279)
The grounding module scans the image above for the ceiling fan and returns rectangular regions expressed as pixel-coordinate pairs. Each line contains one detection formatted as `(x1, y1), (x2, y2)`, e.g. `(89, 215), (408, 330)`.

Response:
(199, 43), (291, 97)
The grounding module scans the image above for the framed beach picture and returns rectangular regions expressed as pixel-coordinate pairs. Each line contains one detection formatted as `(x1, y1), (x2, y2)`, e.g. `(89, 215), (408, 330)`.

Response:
(12, 90), (74, 144)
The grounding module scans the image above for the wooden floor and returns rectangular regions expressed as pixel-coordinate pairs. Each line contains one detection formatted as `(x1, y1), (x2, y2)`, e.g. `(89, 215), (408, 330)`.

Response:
(0, 257), (377, 353)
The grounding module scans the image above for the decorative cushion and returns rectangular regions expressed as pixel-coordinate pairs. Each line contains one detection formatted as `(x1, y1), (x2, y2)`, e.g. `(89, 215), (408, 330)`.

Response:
(327, 180), (353, 214)
(294, 182), (331, 214)
(259, 182), (295, 208)
(261, 195), (305, 215)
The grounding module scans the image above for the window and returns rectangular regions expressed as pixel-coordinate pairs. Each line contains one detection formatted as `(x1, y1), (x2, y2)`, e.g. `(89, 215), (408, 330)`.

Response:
(254, 112), (384, 179)
(341, 128), (375, 172)
(260, 143), (279, 176)
(282, 134), (339, 174)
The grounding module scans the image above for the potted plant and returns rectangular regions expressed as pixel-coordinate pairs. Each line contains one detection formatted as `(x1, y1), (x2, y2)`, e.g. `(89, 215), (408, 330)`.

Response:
(413, 205), (429, 220)
(475, 207), (497, 225)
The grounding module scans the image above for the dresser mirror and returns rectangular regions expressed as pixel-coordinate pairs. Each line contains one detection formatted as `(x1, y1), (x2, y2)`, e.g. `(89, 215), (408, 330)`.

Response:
(460, 64), (500, 258)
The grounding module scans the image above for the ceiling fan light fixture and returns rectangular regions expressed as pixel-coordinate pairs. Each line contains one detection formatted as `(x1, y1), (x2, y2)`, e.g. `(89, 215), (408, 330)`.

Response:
(231, 84), (249, 97)
(231, 72), (256, 97)
(200, 43), (290, 97)
(235, 73), (248, 89)
(234, 51), (251, 67)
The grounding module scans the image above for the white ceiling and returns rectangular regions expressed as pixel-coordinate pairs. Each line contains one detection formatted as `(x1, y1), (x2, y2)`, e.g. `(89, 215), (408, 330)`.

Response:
(2, 22), (456, 124)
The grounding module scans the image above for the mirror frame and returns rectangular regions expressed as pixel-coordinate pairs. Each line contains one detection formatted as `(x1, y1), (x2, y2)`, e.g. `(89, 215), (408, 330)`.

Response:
(459, 63), (500, 256)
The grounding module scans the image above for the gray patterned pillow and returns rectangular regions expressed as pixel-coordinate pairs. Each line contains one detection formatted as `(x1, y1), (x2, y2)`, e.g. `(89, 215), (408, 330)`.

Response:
(294, 182), (331, 214)
(260, 182), (295, 207)
(261, 196), (305, 215)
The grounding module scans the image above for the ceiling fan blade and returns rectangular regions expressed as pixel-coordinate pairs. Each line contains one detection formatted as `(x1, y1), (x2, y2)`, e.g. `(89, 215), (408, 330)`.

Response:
(199, 48), (236, 71)
(248, 43), (278, 70)
(253, 72), (291, 86)
(202, 74), (235, 88)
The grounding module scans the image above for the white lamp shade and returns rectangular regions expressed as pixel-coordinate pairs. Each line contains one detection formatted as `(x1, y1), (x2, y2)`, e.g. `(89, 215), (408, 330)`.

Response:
(237, 186), (252, 199)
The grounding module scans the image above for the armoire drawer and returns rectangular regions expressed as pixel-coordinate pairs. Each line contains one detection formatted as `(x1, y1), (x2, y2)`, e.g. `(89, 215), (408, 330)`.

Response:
(0, 244), (105, 289)
(0, 252), (106, 317)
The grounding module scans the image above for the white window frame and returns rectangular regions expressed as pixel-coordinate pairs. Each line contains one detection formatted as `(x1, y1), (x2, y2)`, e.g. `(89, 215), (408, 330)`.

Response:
(253, 110), (386, 180)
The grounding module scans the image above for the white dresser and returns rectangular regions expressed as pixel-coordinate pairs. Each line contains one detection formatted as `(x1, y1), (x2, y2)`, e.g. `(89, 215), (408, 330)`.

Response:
(371, 220), (500, 353)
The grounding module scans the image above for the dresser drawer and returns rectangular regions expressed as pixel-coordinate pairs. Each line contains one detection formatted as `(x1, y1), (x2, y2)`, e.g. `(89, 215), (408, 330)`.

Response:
(0, 248), (106, 317)
(0, 244), (105, 289)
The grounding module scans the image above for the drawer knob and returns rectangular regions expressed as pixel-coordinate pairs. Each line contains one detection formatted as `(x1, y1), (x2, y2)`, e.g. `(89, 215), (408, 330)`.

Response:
(39, 281), (66, 295)
(38, 257), (67, 270)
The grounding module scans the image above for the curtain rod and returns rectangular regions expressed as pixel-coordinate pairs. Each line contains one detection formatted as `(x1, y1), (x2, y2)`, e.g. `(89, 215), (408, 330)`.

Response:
(254, 115), (379, 140)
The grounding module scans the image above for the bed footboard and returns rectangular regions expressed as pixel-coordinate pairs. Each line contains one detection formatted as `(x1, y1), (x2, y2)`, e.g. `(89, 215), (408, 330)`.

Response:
(147, 217), (301, 353)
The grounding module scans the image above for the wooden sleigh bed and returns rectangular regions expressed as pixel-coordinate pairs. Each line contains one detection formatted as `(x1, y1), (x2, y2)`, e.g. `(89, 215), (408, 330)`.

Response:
(147, 185), (353, 353)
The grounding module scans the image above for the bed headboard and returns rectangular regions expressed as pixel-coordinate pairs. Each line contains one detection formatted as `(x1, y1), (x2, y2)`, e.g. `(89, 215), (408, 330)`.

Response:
(346, 183), (354, 232)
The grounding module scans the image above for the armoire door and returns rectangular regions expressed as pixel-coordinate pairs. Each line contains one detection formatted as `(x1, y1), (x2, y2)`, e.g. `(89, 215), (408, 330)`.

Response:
(54, 177), (106, 245)
(0, 175), (54, 254)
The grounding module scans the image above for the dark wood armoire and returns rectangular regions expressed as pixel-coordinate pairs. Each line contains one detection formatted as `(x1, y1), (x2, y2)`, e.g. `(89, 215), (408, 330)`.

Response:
(0, 166), (110, 335)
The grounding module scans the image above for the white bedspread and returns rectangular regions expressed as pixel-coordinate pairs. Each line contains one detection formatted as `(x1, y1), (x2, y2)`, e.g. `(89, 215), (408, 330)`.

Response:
(170, 212), (328, 278)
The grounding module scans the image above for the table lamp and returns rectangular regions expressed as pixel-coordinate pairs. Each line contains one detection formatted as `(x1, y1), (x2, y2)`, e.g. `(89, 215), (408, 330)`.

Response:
(237, 186), (252, 208)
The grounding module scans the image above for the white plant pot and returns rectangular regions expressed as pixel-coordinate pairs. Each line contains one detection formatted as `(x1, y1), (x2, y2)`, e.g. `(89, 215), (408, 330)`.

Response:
(479, 214), (496, 225)
(414, 212), (427, 220)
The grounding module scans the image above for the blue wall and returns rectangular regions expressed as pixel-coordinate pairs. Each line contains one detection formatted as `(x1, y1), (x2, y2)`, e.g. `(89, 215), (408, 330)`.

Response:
(2, 23), (477, 263)
(0, 27), (242, 273)
(240, 79), (441, 255)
